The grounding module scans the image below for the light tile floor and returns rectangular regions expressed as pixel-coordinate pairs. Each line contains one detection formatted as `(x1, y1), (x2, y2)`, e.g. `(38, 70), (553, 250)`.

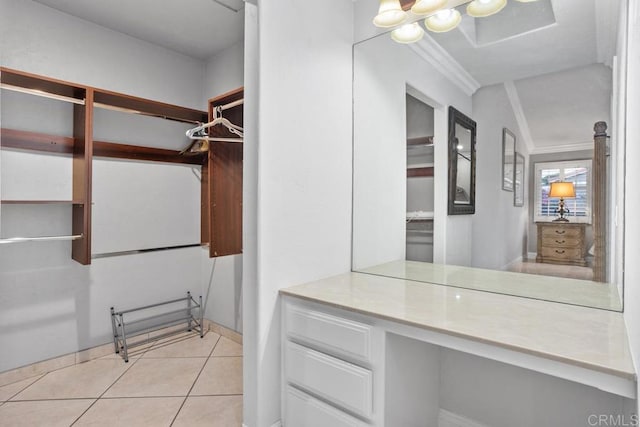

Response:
(0, 332), (243, 426)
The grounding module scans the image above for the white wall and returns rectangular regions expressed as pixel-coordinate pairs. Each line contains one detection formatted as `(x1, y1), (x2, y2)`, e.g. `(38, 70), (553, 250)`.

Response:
(471, 83), (530, 270)
(0, 0), (203, 109)
(242, 0), (354, 425)
(203, 41), (245, 106)
(352, 33), (471, 270)
(623, 0), (640, 411)
(0, 0), (242, 372)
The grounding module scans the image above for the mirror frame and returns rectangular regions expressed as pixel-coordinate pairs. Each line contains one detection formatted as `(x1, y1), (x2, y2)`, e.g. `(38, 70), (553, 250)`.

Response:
(448, 106), (476, 215)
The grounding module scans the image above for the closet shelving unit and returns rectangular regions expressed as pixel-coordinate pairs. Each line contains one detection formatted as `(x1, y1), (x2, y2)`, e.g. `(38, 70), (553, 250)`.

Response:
(406, 134), (434, 262)
(1, 67), (243, 263)
(407, 136), (434, 178)
(202, 88), (244, 257)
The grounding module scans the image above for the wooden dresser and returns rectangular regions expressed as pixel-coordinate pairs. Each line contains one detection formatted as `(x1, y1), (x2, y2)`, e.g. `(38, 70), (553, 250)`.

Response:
(536, 222), (587, 266)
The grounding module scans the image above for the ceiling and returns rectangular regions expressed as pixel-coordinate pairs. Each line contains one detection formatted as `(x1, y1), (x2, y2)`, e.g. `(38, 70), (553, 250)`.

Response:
(425, 0), (620, 153)
(32, 0), (245, 59)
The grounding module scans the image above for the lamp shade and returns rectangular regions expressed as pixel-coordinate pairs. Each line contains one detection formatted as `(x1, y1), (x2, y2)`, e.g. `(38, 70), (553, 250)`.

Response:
(373, 0), (407, 28)
(411, 0), (447, 15)
(467, 0), (507, 18)
(549, 182), (576, 198)
(424, 8), (462, 32)
(391, 23), (425, 44)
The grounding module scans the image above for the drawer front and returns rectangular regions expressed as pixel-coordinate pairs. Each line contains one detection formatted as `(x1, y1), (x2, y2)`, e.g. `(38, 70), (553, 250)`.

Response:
(540, 246), (582, 260)
(285, 386), (368, 427)
(540, 226), (582, 238)
(285, 303), (371, 362)
(285, 341), (373, 419)
(540, 236), (582, 248)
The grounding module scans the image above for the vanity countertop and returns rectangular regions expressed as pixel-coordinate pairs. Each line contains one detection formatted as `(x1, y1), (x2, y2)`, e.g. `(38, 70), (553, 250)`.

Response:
(280, 271), (635, 382)
(359, 260), (622, 311)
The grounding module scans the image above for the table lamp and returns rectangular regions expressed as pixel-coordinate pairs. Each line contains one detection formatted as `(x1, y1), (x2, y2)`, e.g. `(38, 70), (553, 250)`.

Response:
(549, 182), (576, 222)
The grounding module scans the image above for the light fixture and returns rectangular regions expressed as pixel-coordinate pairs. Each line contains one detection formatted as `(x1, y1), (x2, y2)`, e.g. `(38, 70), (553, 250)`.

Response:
(373, 0), (407, 28)
(514, 0), (539, 2)
(548, 182), (576, 222)
(411, 0), (448, 16)
(424, 8), (462, 33)
(391, 23), (425, 44)
(467, 0), (507, 18)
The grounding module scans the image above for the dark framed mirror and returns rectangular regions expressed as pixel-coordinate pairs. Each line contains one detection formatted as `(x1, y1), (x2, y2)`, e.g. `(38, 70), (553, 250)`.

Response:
(448, 106), (476, 215)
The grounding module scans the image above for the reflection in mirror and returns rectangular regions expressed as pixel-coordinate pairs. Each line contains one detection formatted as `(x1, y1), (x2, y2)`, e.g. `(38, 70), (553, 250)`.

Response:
(352, 0), (626, 311)
(448, 107), (476, 214)
(502, 128), (515, 191)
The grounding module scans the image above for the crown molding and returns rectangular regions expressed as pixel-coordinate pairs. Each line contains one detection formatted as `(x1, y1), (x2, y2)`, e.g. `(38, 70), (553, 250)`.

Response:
(409, 33), (481, 97)
(595, 0), (619, 68)
(530, 141), (594, 155)
(503, 80), (535, 155)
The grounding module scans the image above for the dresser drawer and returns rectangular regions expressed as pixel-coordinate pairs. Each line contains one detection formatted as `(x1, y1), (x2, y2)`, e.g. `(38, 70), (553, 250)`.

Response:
(540, 236), (582, 248)
(285, 386), (368, 427)
(541, 226), (582, 238)
(540, 246), (583, 261)
(285, 341), (373, 419)
(285, 303), (371, 362)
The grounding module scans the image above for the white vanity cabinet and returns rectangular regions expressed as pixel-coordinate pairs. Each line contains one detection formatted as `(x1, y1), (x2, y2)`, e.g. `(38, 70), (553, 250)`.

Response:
(281, 273), (637, 427)
(282, 300), (380, 425)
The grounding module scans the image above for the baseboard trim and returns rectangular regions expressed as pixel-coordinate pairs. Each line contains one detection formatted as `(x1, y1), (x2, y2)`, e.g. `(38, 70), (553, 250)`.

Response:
(502, 255), (523, 271)
(0, 318), (241, 387)
(438, 409), (490, 427)
(242, 422), (281, 427)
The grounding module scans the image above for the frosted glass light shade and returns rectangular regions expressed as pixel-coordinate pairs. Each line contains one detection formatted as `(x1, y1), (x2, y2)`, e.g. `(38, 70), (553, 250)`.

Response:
(466, 0), (507, 17)
(391, 23), (425, 44)
(411, 0), (447, 16)
(373, 0), (407, 28)
(424, 9), (462, 32)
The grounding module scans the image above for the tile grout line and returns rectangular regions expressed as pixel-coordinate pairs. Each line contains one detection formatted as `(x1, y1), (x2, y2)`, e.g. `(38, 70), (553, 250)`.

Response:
(68, 338), (160, 426)
(169, 334), (222, 426)
(2, 374), (48, 404)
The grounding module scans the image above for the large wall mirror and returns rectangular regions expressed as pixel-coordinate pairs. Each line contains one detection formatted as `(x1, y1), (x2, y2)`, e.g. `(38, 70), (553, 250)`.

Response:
(352, 0), (627, 311)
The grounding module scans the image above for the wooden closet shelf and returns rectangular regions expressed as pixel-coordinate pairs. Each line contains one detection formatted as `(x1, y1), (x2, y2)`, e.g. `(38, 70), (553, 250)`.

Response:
(407, 136), (434, 146)
(1, 67), (86, 100)
(407, 167), (434, 178)
(94, 90), (207, 124)
(1, 67), (208, 124)
(93, 140), (204, 165)
(0, 129), (203, 165)
(1, 128), (74, 154)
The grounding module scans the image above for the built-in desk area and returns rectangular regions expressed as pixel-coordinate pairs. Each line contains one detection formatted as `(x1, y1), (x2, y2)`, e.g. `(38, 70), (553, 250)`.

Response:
(280, 272), (636, 427)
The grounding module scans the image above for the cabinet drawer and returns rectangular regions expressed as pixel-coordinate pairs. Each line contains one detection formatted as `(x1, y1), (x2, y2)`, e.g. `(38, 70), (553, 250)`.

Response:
(541, 226), (582, 238)
(285, 303), (371, 362)
(540, 246), (582, 260)
(285, 386), (368, 427)
(285, 341), (373, 419)
(540, 236), (582, 248)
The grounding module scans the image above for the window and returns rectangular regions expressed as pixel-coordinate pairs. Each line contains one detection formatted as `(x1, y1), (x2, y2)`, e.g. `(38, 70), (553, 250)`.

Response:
(534, 159), (592, 223)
